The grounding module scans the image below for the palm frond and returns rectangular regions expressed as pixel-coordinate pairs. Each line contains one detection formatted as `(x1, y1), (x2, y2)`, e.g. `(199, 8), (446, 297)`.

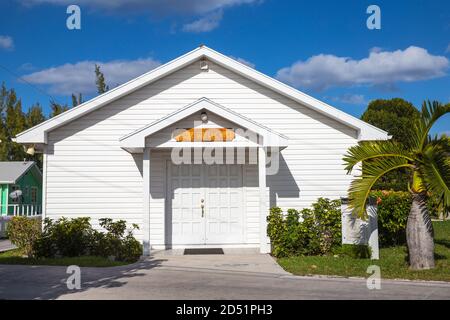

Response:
(412, 101), (450, 151)
(427, 134), (450, 154)
(348, 157), (414, 218)
(343, 140), (413, 174)
(419, 144), (450, 210)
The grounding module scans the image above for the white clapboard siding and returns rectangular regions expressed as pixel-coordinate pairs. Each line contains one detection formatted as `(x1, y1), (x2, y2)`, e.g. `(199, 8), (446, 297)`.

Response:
(45, 60), (358, 244)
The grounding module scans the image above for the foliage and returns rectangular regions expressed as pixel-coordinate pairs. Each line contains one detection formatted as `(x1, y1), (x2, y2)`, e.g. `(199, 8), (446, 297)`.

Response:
(371, 190), (410, 246)
(361, 98), (420, 148)
(267, 198), (342, 258)
(26, 103), (46, 127)
(277, 220), (450, 282)
(346, 100), (450, 269)
(361, 98), (420, 191)
(344, 100), (450, 218)
(0, 83), (57, 166)
(34, 217), (94, 257)
(92, 218), (142, 262)
(50, 100), (70, 117)
(95, 64), (109, 94)
(0, 70), (105, 167)
(33, 217), (142, 263)
(6, 217), (42, 257)
(71, 93), (83, 107)
(0, 83), (28, 162)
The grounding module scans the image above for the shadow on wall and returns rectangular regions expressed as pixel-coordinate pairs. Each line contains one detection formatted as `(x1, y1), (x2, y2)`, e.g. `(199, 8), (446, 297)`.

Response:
(267, 153), (300, 208)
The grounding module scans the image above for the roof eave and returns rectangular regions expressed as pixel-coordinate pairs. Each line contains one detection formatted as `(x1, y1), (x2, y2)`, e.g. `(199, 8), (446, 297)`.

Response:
(14, 45), (388, 144)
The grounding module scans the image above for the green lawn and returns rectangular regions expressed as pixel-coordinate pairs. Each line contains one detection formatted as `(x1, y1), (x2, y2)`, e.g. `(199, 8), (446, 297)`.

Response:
(0, 249), (131, 267)
(278, 220), (450, 282)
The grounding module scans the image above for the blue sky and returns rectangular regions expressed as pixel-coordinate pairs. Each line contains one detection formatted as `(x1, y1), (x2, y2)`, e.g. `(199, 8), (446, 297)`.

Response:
(0, 0), (449, 134)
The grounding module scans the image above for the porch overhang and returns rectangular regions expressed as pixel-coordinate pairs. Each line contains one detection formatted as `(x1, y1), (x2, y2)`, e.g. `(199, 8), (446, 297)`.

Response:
(119, 97), (289, 153)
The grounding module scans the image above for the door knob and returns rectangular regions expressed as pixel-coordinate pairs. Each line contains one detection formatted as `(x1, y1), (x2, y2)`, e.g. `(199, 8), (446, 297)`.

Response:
(200, 199), (205, 217)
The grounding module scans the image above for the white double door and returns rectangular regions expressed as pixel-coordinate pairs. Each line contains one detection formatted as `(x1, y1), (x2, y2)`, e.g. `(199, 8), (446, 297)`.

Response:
(168, 163), (243, 245)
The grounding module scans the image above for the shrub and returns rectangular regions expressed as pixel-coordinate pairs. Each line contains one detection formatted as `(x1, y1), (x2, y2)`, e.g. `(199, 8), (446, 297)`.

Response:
(302, 198), (342, 255)
(34, 217), (95, 258)
(92, 218), (142, 262)
(34, 217), (142, 262)
(268, 207), (306, 257)
(370, 190), (410, 246)
(6, 217), (42, 258)
(267, 198), (342, 258)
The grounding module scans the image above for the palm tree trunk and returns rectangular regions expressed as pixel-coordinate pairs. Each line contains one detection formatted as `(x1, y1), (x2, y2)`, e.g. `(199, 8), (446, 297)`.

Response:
(406, 192), (435, 270)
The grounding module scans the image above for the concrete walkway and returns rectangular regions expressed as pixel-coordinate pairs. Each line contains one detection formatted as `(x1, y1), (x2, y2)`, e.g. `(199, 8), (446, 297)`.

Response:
(0, 250), (449, 300)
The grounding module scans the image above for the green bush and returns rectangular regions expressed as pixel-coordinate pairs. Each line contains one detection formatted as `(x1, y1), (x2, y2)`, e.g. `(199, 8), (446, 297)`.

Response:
(34, 217), (95, 258)
(6, 217), (42, 258)
(370, 190), (410, 246)
(34, 217), (142, 262)
(92, 218), (142, 262)
(267, 198), (342, 258)
(302, 198), (342, 255)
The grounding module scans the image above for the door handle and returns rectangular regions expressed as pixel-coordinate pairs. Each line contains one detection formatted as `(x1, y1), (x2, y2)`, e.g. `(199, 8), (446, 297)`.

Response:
(201, 199), (205, 217)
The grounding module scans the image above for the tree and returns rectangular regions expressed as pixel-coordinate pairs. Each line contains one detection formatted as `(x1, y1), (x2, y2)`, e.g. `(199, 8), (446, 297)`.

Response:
(26, 103), (46, 127)
(344, 101), (450, 270)
(50, 100), (70, 117)
(362, 98), (420, 147)
(71, 93), (83, 107)
(0, 84), (27, 161)
(0, 83), (9, 160)
(361, 98), (420, 190)
(95, 64), (109, 94)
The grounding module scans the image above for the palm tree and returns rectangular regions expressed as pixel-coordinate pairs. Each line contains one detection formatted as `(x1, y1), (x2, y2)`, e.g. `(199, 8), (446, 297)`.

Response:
(343, 101), (450, 270)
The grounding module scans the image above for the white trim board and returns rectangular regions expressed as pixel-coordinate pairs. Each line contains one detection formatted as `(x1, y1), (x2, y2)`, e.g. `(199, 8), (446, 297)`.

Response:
(120, 97), (289, 151)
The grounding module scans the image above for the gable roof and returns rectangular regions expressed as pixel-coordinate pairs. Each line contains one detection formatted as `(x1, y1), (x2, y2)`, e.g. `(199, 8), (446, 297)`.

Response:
(15, 45), (389, 145)
(120, 97), (289, 151)
(0, 161), (42, 184)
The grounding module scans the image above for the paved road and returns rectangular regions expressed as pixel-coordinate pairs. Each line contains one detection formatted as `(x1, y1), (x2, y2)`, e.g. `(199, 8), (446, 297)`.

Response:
(0, 251), (449, 300)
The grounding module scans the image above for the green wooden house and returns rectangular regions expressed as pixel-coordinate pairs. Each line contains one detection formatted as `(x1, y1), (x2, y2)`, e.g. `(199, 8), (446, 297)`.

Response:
(0, 161), (42, 216)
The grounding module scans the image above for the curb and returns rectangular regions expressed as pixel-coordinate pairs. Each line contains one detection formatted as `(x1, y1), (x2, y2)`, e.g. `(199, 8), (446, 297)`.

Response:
(279, 273), (450, 287)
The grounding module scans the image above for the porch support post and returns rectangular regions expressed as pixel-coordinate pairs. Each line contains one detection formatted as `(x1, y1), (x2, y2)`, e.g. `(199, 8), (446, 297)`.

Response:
(258, 147), (270, 254)
(143, 147), (151, 256)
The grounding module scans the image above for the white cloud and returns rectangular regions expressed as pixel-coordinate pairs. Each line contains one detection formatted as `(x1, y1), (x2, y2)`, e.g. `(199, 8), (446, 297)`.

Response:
(331, 94), (366, 105)
(0, 35), (14, 50)
(18, 62), (35, 71)
(182, 11), (223, 33)
(370, 46), (383, 53)
(230, 56), (255, 68)
(20, 0), (260, 32)
(18, 0), (259, 15)
(22, 58), (161, 95)
(276, 46), (449, 91)
(446, 44), (450, 53)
